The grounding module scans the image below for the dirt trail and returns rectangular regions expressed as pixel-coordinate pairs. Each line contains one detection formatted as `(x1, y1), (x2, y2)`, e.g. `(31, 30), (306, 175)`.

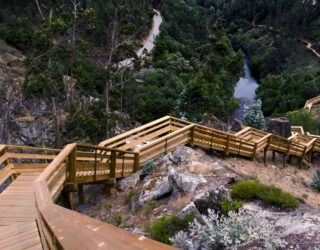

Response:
(302, 39), (320, 59)
(223, 152), (320, 210)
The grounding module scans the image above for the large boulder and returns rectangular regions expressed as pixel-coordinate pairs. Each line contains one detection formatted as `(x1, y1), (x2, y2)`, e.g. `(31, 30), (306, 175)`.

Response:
(139, 177), (173, 205)
(168, 171), (207, 193)
(266, 118), (291, 138)
(193, 186), (229, 214)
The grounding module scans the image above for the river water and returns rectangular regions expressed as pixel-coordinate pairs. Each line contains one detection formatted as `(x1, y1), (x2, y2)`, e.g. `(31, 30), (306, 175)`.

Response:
(233, 57), (259, 120)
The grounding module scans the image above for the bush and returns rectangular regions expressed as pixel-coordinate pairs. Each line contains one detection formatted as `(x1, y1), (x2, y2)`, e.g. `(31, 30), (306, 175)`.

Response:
(145, 199), (157, 215)
(243, 99), (266, 129)
(171, 209), (287, 249)
(140, 161), (155, 180)
(220, 196), (243, 216)
(311, 170), (320, 192)
(286, 109), (320, 134)
(124, 190), (134, 205)
(231, 181), (299, 210)
(145, 213), (195, 244)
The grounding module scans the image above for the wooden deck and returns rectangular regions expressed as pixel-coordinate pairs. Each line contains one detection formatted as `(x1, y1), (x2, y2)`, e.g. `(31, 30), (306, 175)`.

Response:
(0, 116), (319, 249)
(0, 174), (42, 249)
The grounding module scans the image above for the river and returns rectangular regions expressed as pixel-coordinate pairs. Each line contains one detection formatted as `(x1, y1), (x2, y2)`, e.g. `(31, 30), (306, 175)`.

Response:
(233, 57), (259, 120)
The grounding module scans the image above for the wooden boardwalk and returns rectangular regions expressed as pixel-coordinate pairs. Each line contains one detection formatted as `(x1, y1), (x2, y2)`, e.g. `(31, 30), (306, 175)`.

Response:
(0, 174), (42, 249)
(0, 116), (319, 249)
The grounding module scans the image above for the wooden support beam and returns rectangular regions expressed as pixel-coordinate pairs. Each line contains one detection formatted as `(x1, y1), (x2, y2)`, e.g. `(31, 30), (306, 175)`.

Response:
(62, 191), (73, 210)
(133, 153), (140, 172)
(78, 185), (85, 205)
(263, 148), (267, 165)
(272, 151), (276, 161)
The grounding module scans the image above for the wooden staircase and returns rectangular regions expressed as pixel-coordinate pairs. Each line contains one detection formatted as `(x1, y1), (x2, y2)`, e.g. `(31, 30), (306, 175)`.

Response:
(0, 116), (319, 249)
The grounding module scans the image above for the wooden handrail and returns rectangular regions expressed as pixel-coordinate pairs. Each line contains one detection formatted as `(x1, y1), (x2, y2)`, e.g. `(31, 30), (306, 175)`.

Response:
(137, 124), (195, 152)
(99, 116), (171, 147)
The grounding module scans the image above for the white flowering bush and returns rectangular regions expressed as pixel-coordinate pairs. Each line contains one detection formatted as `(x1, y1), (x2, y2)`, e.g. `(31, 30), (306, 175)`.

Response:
(243, 99), (265, 129)
(170, 209), (286, 250)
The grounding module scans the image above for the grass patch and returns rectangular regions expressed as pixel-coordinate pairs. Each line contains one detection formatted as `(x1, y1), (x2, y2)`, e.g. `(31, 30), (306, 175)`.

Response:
(145, 199), (157, 215)
(104, 203), (112, 210)
(124, 190), (134, 205)
(231, 181), (299, 211)
(220, 196), (243, 216)
(145, 213), (195, 244)
(108, 214), (123, 226)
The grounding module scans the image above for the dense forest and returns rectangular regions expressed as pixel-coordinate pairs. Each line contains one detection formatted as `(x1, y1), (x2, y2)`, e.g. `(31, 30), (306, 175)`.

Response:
(1, 0), (320, 145)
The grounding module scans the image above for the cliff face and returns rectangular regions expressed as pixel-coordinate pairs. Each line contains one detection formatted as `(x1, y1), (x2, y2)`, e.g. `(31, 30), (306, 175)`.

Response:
(0, 40), (61, 146)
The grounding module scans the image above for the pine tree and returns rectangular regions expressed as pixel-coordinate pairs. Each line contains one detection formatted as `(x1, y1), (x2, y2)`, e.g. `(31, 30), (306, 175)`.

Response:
(243, 99), (265, 129)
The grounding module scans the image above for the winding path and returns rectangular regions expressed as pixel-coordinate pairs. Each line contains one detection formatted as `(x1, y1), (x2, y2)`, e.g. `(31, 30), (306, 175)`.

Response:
(302, 39), (320, 59)
(118, 9), (163, 68)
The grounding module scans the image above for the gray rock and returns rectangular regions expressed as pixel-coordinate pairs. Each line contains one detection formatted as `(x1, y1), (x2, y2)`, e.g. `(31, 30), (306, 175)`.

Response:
(139, 177), (173, 205)
(266, 118), (291, 138)
(168, 171), (207, 193)
(177, 202), (199, 219)
(230, 118), (243, 133)
(116, 171), (140, 192)
(193, 186), (229, 214)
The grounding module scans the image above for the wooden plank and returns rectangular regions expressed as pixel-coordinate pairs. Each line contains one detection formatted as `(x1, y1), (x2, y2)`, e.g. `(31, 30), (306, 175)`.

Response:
(99, 116), (171, 147)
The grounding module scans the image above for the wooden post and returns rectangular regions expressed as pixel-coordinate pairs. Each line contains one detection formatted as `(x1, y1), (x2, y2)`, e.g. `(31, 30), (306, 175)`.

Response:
(105, 150), (117, 197)
(224, 135), (231, 157)
(263, 148), (267, 165)
(94, 149), (97, 182)
(62, 191), (73, 210)
(272, 151), (276, 161)
(283, 153), (288, 168)
(133, 153), (140, 172)
(78, 184), (85, 205)
(67, 148), (76, 186)
(63, 147), (77, 209)
(110, 150), (116, 179)
(251, 143), (258, 161)
(190, 126), (195, 147)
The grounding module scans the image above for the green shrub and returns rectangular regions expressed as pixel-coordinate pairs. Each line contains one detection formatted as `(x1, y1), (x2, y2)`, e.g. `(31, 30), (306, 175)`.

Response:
(124, 190), (134, 205)
(108, 214), (122, 226)
(231, 181), (299, 210)
(145, 199), (157, 215)
(140, 161), (155, 180)
(243, 99), (266, 129)
(311, 170), (320, 192)
(286, 109), (320, 134)
(145, 213), (195, 244)
(220, 196), (243, 216)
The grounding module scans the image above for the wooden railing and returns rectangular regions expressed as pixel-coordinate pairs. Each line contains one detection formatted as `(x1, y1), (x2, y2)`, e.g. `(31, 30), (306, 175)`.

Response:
(304, 95), (320, 111)
(33, 143), (173, 249)
(0, 144), (60, 185)
(1, 116), (320, 249)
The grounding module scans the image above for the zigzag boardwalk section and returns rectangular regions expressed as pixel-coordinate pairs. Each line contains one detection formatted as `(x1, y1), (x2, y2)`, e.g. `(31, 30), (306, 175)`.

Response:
(0, 116), (319, 249)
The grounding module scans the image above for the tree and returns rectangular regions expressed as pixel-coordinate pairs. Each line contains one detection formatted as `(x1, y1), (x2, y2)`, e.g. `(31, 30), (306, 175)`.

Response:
(286, 109), (320, 134)
(243, 99), (265, 129)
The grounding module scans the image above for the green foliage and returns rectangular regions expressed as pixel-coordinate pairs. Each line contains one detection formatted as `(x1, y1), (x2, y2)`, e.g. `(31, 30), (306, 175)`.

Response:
(104, 203), (112, 210)
(243, 99), (266, 129)
(311, 170), (320, 192)
(65, 105), (101, 143)
(231, 181), (299, 211)
(257, 70), (320, 116)
(22, 75), (47, 99)
(145, 213), (195, 244)
(145, 199), (157, 215)
(220, 197), (243, 216)
(124, 190), (134, 205)
(108, 214), (123, 226)
(286, 109), (320, 134)
(140, 161), (155, 178)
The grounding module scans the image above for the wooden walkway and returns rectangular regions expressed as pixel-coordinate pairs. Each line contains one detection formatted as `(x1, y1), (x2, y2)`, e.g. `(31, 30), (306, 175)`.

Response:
(0, 116), (319, 249)
(0, 174), (42, 249)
